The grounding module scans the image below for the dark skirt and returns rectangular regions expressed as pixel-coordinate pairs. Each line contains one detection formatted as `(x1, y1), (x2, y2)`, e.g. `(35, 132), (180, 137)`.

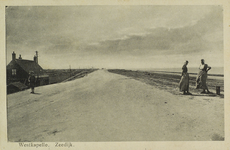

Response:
(30, 83), (35, 89)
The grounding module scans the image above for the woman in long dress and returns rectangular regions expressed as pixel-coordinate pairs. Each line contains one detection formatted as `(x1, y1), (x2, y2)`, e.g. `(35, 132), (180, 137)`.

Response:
(196, 59), (211, 94)
(179, 60), (191, 95)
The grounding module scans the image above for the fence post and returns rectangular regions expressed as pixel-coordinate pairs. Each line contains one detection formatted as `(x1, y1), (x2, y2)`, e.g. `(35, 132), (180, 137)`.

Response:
(216, 86), (220, 95)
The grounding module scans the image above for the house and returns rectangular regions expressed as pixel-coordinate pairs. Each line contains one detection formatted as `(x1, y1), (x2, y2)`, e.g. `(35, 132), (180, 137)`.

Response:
(7, 51), (49, 87)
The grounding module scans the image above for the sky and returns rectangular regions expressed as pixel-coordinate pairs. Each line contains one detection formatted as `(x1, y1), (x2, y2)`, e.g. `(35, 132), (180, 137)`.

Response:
(6, 6), (223, 69)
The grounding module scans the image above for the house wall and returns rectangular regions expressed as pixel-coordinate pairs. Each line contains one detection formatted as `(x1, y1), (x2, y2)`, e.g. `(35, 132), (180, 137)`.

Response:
(7, 61), (29, 85)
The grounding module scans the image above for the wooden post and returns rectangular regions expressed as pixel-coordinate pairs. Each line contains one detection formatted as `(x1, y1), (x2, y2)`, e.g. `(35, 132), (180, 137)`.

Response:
(216, 86), (220, 95)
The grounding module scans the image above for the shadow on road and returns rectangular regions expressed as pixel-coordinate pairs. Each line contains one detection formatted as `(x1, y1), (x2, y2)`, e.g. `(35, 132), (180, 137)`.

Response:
(191, 94), (217, 97)
(31, 93), (41, 95)
(176, 92), (224, 98)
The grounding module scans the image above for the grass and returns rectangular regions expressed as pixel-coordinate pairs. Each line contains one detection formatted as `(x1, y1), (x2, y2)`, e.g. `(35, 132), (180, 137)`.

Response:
(108, 69), (224, 96)
(44, 69), (97, 84)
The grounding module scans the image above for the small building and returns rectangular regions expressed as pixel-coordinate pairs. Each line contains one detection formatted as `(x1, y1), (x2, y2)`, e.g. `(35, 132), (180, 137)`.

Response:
(7, 82), (28, 94)
(7, 51), (49, 88)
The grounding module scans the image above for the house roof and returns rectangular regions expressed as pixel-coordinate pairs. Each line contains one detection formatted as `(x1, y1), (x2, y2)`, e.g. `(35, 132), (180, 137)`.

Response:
(7, 82), (28, 90)
(15, 59), (44, 75)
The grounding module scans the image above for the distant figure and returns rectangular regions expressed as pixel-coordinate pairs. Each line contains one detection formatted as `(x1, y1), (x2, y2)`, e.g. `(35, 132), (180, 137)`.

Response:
(28, 71), (36, 94)
(179, 60), (191, 95)
(196, 59), (211, 94)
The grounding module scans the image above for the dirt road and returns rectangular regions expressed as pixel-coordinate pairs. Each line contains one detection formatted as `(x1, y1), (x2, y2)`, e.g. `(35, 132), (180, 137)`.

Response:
(7, 70), (224, 141)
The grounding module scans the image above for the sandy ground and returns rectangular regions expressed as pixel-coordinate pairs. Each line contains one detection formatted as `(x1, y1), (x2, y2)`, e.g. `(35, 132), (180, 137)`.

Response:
(7, 70), (224, 142)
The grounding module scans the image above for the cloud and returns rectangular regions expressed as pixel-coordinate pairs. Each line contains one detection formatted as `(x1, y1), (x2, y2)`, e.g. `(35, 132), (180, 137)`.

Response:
(80, 5), (223, 59)
(6, 6), (223, 68)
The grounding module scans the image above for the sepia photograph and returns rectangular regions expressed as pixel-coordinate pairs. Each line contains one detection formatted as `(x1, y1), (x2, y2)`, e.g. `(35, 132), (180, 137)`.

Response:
(5, 5), (224, 142)
(1, 1), (230, 149)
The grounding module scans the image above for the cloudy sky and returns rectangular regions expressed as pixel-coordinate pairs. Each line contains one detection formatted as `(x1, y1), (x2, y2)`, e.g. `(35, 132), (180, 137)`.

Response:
(6, 6), (223, 69)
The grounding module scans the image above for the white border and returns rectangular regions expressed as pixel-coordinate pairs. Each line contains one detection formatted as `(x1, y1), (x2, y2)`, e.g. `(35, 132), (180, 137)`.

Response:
(1, 0), (229, 150)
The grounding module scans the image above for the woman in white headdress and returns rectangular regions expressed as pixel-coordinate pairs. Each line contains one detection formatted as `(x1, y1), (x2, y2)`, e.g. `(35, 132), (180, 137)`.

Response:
(196, 59), (211, 94)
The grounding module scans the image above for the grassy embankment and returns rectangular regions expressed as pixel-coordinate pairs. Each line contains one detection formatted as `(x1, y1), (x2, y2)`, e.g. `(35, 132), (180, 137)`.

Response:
(108, 69), (224, 96)
(44, 69), (97, 84)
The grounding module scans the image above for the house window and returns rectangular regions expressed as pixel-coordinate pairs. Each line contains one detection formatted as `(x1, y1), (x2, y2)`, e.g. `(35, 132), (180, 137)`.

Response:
(12, 69), (16, 75)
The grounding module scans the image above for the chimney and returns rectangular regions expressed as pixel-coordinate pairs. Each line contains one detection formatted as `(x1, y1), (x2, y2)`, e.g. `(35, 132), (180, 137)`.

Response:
(34, 55), (37, 63)
(12, 51), (16, 61)
(34, 51), (38, 63)
(19, 54), (22, 59)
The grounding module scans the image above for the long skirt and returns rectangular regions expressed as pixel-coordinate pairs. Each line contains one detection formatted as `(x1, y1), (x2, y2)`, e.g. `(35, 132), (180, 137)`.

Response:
(196, 70), (207, 90)
(179, 73), (189, 92)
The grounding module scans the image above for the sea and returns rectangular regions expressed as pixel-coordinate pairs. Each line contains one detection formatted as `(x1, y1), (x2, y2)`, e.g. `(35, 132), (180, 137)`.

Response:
(138, 67), (224, 76)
